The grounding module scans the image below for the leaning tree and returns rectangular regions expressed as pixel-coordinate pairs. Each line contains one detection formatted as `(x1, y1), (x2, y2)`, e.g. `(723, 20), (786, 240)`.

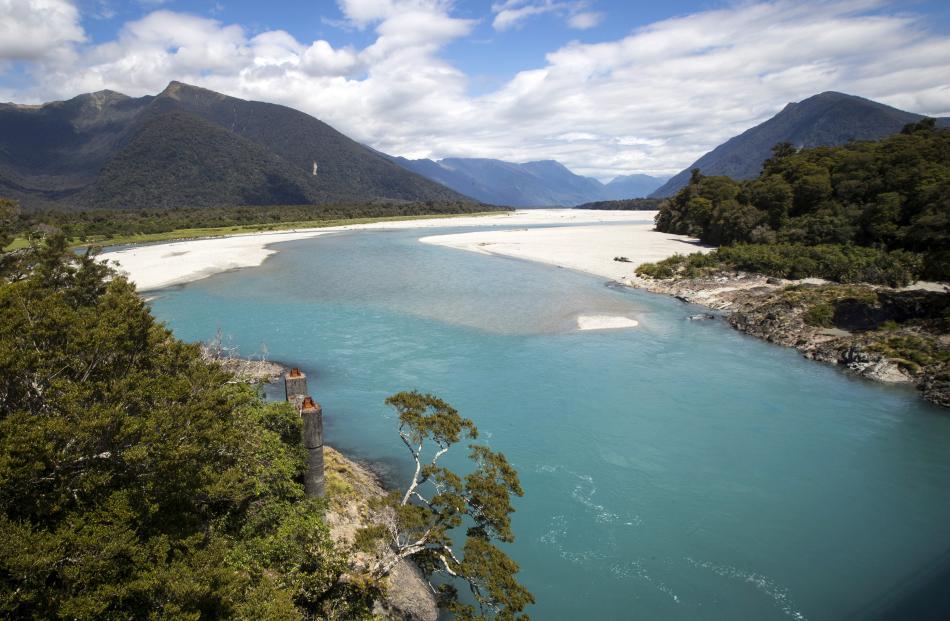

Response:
(365, 391), (534, 621)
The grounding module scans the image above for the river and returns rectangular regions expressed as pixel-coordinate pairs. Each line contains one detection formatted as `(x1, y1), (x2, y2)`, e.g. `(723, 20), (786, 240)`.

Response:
(147, 224), (950, 620)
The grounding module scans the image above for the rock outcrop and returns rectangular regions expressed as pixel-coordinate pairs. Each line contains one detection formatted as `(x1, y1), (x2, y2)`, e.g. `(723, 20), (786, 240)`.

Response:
(323, 447), (439, 621)
(629, 272), (949, 407)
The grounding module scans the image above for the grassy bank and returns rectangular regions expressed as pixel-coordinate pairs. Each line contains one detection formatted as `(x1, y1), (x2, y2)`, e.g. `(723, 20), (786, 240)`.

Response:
(5, 211), (506, 251)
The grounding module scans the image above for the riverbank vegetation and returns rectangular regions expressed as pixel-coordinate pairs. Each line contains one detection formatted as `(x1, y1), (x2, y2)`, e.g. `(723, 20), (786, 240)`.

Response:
(575, 198), (663, 210)
(2, 199), (506, 250)
(0, 236), (531, 618)
(635, 120), (949, 406)
(646, 119), (949, 283)
(636, 243), (922, 286)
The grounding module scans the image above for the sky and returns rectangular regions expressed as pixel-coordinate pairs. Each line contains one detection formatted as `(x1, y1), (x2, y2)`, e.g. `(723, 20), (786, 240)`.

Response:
(2, 0), (950, 180)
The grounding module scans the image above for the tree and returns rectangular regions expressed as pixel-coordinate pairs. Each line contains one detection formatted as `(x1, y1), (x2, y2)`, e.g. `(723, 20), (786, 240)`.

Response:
(652, 126), (950, 283)
(365, 392), (534, 621)
(761, 141), (797, 175)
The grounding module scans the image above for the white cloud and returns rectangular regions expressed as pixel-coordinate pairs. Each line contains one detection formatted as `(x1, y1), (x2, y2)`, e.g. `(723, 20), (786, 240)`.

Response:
(0, 0), (85, 61)
(567, 10), (602, 29)
(336, 0), (398, 26)
(479, 0), (950, 177)
(336, 0), (456, 28)
(492, 1), (558, 31)
(491, 0), (599, 31)
(300, 40), (361, 76)
(4, 0), (950, 181)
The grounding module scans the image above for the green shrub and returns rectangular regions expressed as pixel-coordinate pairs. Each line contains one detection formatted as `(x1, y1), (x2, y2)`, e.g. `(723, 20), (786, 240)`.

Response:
(636, 254), (688, 279)
(804, 302), (835, 327)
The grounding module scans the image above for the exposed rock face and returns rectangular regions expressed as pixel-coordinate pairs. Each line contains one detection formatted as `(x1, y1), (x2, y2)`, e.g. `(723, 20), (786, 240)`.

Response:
(630, 272), (779, 311)
(834, 345), (911, 384)
(630, 272), (948, 407)
(323, 447), (439, 621)
(378, 562), (439, 621)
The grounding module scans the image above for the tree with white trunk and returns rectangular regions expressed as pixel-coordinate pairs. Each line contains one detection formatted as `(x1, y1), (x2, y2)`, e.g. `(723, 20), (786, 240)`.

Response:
(364, 391), (534, 621)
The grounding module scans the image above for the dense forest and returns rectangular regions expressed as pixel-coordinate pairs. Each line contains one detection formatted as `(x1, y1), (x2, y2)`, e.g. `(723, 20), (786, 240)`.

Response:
(649, 119), (949, 284)
(5, 200), (501, 244)
(0, 235), (379, 618)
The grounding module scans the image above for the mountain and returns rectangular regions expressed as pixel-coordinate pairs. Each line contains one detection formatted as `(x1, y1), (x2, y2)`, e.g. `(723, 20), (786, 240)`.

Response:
(0, 82), (466, 210)
(651, 91), (950, 198)
(602, 174), (666, 200)
(393, 157), (600, 206)
(393, 156), (666, 207)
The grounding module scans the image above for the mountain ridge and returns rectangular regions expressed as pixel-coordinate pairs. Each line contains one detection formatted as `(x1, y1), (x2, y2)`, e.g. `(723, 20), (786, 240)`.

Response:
(393, 156), (666, 207)
(651, 91), (950, 197)
(0, 82), (467, 210)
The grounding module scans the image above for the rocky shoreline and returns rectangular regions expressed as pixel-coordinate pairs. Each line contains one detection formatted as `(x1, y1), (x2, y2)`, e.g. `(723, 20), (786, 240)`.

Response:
(626, 272), (950, 408)
(199, 337), (287, 384)
(323, 447), (439, 621)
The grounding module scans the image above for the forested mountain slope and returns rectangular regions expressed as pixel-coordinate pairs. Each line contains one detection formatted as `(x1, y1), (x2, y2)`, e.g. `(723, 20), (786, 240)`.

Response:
(652, 92), (950, 198)
(0, 82), (467, 210)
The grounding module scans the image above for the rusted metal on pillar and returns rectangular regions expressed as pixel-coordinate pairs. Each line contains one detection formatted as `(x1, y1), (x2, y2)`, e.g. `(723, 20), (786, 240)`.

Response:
(300, 396), (325, 498)
(285, 367), (308, 402)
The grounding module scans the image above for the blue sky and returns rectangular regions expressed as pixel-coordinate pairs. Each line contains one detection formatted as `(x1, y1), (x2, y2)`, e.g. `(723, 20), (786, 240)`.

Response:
(71, 0), (950, 94)
(81, 1), (738, 91)
(3, 0), (950, 179)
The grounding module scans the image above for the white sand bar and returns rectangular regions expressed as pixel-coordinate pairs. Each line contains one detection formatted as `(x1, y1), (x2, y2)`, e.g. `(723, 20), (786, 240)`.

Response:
(101, 209), (663, 291)
(576, 315), (640, 331)
(419, 215), (711, 283)
(103, 230), (334, 291)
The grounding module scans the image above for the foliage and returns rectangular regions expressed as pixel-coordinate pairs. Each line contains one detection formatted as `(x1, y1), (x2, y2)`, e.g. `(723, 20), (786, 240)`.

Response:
(575, 198), (663, 210)
(0, 237), (376, 619)
(654, 122), (950, 281)
(364, 392), (534, 621)
(0, 198), (16, 248)
(803, 302), (835, 328)
(867, 333), (950, 374)
(637, 242), (925, 288)
(637, 244), (922, 287)
(0, 198), (20, 274)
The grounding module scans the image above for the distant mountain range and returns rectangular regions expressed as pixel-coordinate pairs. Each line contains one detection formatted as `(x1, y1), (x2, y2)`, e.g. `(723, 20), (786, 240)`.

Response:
(0, 82), (465, 210)
(651, 91), (950, 198)
(6, 83), (935, 211)
(392, 156), (667, 207)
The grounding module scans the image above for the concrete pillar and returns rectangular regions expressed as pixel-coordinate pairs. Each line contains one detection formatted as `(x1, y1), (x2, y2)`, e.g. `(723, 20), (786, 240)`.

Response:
(300, 396), (324, 498)
(285, 368), (308, 402)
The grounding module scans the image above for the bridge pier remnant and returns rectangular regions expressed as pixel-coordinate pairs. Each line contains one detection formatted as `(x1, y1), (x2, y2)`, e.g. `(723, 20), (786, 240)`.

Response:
(285, 367), (308, 404)
(300, 396), (325, 498)
(283, 368), (325, 498)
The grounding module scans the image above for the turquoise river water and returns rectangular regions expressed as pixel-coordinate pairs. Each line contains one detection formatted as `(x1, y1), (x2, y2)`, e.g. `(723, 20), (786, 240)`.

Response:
(145, 221), (950, 621)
